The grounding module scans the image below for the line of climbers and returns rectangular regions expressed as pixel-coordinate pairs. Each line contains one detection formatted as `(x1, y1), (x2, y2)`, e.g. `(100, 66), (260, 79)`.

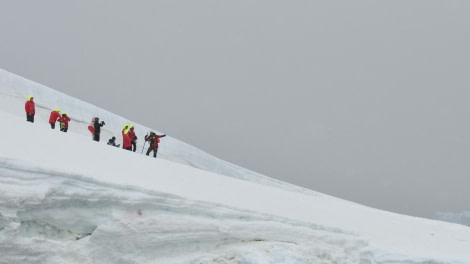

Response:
(25, 95), (70, 132)
(25, 95), (165, 158)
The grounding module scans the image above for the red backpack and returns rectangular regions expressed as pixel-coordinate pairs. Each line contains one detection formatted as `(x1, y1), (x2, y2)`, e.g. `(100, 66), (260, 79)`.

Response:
(88, 118), (95, 134)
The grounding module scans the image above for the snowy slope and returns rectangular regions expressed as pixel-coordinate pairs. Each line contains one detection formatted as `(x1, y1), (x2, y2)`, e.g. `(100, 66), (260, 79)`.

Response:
(1, 69), (469, 264)
(0, 69), (311, 193)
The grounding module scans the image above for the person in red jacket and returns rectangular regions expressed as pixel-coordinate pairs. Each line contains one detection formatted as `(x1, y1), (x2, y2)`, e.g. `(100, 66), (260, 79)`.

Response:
(122, 129), (132, 151)
(144, 131), (166, 158)
(128, 125), (138, 152)
(49, 108), (61, 129)
(122, 124), (129, 148)
(25, 95), (35, 122)
(59, 112), (71, 132)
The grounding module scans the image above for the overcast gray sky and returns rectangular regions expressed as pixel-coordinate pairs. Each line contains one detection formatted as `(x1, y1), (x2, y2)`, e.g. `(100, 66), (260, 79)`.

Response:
(1, 1), (470, 218)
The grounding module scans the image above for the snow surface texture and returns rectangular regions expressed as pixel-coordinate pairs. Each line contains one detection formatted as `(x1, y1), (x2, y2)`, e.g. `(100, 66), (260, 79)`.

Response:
(0, 68), (469, 263)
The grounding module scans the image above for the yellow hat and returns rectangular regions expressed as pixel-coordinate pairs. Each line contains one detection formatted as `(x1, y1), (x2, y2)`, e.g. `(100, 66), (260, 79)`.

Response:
(28, 95), (34, 100)
(123, 124), (128, 128)
(55, 108), (60, 112)
(130, 124), (134, 128)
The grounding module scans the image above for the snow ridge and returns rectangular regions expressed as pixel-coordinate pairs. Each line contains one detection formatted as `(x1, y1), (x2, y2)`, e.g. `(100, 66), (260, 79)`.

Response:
(1, 68), (470, 264)
(0, 160), (370, 264)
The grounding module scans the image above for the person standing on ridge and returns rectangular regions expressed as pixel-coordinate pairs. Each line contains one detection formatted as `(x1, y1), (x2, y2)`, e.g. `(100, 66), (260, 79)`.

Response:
(59, 112), (71, 132)
(128, 125), (138, 152)
(122, 129), (132, 151)
(25, 95), (35, 122)
(93, 117), (105, 142)
(144, 131), (166, 158)
(49, 108), (61, 129)
(122, 124), (129, 148)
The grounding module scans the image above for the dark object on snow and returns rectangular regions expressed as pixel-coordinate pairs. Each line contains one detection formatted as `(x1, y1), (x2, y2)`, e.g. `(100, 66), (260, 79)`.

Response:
(107, 137), (120, 147)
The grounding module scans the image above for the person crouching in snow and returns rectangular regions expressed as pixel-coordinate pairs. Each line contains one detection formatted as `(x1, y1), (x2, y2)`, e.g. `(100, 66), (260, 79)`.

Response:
(59, 112), (71, 132)
(25, 95), (35, 123)
(144, 131), (166, 158)
(49, 108), (61, 129)
(122, 129), (132, 151)
(107, 136), (120, 147)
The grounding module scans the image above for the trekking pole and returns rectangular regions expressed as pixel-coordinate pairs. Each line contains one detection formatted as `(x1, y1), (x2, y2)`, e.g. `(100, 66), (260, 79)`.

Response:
(141, 141), (146, 154)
